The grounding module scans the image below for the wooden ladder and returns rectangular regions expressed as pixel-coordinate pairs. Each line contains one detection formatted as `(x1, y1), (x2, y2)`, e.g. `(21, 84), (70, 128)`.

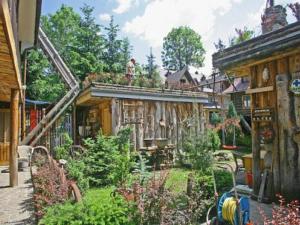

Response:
(20, 28), (80, 146)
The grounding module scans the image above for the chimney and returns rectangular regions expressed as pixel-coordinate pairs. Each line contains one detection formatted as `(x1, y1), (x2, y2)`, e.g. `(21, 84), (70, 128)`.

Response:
(261, 1), (287, 34)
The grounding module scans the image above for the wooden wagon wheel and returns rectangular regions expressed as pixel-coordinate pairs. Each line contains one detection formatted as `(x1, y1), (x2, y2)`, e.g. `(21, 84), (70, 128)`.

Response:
(68, 182), (82, 202)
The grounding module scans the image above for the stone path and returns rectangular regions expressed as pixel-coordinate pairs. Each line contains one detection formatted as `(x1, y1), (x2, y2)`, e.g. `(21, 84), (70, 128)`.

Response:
(0, 166), (35, 225)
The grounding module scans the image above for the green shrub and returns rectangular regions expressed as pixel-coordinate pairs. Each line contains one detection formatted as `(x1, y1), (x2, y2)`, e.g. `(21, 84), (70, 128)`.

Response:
(183, 129), (220, 171)
(83, 127), (135, 187)
(54, 133), (73, 160)
(67, 160), (89, 192)
(39, 188), (139, 225)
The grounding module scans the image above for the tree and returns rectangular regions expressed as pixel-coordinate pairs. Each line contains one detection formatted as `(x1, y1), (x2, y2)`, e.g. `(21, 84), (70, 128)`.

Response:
(75, 4), (105, 80)
(26, 49), (65, 102)
(145, 47), (157, 78)
(103, 16), (122, 72)
(120, 37), (132, 73)
(161, 26), (205, 70)
(229, 27), (255, 46)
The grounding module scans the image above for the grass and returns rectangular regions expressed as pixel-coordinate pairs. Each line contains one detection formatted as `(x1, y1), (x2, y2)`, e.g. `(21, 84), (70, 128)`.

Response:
(165, 168), (192, 194)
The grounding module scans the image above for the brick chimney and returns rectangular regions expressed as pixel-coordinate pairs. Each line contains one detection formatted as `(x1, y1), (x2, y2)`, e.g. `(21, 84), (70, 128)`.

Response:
(261, 1), (288, 34)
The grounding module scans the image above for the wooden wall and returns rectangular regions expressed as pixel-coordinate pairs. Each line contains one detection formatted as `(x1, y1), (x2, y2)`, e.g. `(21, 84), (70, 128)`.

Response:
(230, 92), (251, 117)
(111, 99), (206, 150)
(250, 52), (300, 199)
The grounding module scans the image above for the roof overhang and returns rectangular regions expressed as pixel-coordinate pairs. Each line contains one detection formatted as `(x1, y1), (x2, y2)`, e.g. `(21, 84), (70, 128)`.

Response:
(77, 82), (208, 106)
(213, 21), (300, 76)
(18, 0), (42, 52)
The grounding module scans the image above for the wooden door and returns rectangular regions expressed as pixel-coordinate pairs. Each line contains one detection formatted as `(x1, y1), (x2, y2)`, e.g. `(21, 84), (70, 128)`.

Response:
(0, 109), (10, 165)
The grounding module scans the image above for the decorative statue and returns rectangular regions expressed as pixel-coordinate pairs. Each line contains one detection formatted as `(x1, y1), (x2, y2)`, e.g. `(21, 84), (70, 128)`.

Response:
(125, 58), (136, 86)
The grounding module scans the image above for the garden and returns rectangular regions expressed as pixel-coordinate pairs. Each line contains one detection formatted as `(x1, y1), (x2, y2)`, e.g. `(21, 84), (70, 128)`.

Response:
(31, 121), (238, 225)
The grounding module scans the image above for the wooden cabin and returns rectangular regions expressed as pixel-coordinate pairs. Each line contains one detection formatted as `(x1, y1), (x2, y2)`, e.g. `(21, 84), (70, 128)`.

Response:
(75, 82), (208, 151)
(0, 0), (41, 186)
(165, 66), (198, 91)
(223, 77), (251, 120)
(213, 4), (300, 200)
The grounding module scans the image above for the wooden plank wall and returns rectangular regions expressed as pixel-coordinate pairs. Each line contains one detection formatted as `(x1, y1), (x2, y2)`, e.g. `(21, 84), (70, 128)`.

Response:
(250, 52), (300, 199)
(111, 99), (205, 151)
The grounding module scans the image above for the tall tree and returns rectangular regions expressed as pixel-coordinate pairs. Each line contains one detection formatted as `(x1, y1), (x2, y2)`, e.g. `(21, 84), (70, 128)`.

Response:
(104, 16), (122, 72)
(145, 47), (157, 78)
(75, 4), (105, 80)
(161, 26), (205, 70)
(120, 37), (132, 73)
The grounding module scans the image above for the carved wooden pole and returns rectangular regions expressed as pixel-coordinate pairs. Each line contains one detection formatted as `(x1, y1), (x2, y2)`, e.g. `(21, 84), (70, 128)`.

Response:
(10, 89), (19, 187)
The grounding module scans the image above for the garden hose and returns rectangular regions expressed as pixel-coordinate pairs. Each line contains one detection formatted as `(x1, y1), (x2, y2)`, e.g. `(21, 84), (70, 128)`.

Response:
(222, 197), (237, 225)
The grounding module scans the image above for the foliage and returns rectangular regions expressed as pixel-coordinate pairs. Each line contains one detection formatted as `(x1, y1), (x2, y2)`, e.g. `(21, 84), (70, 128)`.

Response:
(145, 47), (158, 78)
(27, 5), (133, 101)
(26, 49), (65, 102)
(39, 188), (139, 225)
(261, 195), (300, 225)
(83, 127), (134, 187)
(165, 168), (190, 194)
(33, 162), (69, 219)
(54, 133), (73, 160)
(210, 112), (222, 127)
(162, 26), (205, 70)
(183, 129), (220, 171)
(236, 133), (252, 147)
(227, 102), (238, 119)
(67, 160), (90, 193)
(229, 27), (255, 46)
(133, 154), (152, 186)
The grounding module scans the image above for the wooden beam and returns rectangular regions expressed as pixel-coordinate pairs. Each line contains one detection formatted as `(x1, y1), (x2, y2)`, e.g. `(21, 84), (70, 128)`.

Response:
(9, 88), (19, 187)
(0, 0), (23, 101)
(246, 86), (274, 94)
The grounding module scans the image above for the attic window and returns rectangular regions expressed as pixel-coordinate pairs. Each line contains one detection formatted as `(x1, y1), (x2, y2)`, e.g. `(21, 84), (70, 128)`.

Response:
(180, 79), (186, 84)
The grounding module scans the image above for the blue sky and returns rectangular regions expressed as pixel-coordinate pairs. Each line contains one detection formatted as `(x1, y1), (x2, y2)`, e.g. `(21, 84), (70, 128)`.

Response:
(42, 0), (299, 76)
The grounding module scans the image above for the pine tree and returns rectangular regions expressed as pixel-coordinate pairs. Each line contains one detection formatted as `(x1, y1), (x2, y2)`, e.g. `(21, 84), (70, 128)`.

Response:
(120, 37), (132, 73)
(145, 47), (157, 78)
(104, 16), (122, 72)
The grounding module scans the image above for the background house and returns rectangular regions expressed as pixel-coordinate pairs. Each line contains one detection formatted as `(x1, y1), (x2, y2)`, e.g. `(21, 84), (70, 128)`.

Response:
(223, 77), (251, 121)
(165, 66), (198, 91)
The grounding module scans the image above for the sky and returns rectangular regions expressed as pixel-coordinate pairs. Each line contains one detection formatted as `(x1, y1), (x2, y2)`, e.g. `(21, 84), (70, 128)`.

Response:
(42, 0), (299, 77)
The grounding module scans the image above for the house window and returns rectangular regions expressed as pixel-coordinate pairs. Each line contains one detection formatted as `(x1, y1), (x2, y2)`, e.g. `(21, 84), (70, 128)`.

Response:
(242, 95), (251, 109)
(180, 79), (186, 84)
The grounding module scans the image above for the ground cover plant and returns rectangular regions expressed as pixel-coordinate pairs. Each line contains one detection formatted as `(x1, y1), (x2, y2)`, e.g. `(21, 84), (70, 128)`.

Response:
(39, 188), (140, 225)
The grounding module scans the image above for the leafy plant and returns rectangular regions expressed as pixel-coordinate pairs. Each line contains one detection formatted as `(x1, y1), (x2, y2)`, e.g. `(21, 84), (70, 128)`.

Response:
(261, 194), (300, 224)
(54, 133), (73, 160)
(210, 112), (222, 127)
(183, 129), (220, 171)
(33, 162), (69, 219)
(83, 127), (134, 187)
(66, 160), (89, 192)
(39, 188), (140, 225)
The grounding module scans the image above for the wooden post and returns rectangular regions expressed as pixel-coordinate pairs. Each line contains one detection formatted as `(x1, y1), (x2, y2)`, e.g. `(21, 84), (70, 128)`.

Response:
(22, 54), (27, 141)
(251, 66), (261, 196)
(72, 103), (77, 144)
(10, 89), (19, 187)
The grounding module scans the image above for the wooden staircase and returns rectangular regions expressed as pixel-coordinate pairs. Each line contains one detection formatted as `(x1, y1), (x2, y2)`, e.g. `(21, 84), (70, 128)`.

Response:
(20, 28), (80, 146)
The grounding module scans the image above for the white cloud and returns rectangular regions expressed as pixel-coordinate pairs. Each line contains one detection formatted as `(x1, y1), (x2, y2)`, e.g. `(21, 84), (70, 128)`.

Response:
(123, 0), (245, 75)
(99, 13), (111, 22)
(113, 0), (138, 14)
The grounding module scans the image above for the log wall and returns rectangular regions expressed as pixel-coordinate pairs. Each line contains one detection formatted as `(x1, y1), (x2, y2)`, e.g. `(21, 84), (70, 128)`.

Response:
(111, 99), (205, 151)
